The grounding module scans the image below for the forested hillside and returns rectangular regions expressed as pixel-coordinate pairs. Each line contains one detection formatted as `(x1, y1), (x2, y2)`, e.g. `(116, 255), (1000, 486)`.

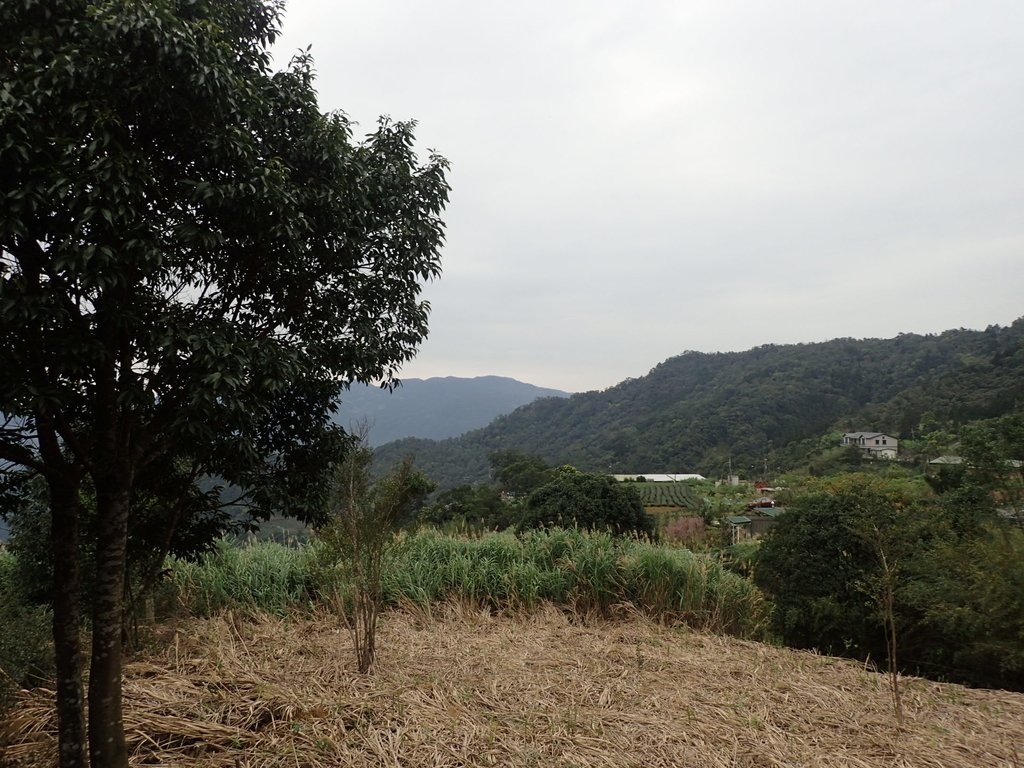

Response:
(375, 320), (1024, 487)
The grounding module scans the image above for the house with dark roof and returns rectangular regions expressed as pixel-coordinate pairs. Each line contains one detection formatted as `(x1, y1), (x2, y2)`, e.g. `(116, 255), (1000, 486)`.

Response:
(842, 431), (898, 459)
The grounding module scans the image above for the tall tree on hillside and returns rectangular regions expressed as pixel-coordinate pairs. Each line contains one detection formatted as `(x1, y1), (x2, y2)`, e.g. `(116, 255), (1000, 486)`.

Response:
(0, 1), (449, 765)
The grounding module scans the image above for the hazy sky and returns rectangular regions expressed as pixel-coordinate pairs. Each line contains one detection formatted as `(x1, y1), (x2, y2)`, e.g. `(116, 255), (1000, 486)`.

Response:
(272, 1), (1023, 393)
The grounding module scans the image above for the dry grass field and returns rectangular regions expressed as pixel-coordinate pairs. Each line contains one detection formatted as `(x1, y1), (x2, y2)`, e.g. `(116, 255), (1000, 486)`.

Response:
(3, 604), (1023, 767)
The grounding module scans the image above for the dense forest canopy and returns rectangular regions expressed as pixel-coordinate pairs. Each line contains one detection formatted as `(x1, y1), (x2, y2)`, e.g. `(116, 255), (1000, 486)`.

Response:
(375, 320), (1024, 488)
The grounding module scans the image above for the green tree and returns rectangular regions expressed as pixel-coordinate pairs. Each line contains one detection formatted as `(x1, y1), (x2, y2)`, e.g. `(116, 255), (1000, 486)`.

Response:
(489, 449), (555, 496)
(420, 483), (512, 530)
(0, 1), (448, 765)
(754, 476), (919, 658)
(959, 413), (1024, 518)
(521, 467), (655, 537)
(901, 524), (1024, 689)
(925, 412), (1024, 535)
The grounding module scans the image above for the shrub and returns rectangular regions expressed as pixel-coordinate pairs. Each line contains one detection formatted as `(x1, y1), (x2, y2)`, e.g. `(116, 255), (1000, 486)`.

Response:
(521, 469), (656, 537)
(315, 448), (435, 673)
(663, 516), (707, 546)
(0, 550), (54, 709)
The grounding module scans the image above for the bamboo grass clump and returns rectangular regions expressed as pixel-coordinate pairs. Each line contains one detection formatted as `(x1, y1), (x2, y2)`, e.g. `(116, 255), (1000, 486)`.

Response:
(168, 529), (770, 638)
(171, 541), (314, 617)
(379, 528), (769, 636)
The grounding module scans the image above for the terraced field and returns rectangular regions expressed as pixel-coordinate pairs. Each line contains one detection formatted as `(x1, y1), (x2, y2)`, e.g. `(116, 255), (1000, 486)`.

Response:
(631, 481), (704, 510)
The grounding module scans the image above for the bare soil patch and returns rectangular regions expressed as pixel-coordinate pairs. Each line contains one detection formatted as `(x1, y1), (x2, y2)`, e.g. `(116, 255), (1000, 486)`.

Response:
(3, 604), (1022, 767)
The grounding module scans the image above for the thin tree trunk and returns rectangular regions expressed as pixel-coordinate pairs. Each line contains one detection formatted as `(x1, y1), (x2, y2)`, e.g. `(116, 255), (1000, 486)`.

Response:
(48, 474), (89, 768)
(87, 481), (131, 768)
(36, 404), (90, 768)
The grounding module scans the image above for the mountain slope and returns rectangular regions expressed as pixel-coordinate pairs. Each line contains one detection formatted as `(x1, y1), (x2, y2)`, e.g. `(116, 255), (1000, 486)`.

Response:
(374, 320), (1024, 487)
(332, 375), (568, 446)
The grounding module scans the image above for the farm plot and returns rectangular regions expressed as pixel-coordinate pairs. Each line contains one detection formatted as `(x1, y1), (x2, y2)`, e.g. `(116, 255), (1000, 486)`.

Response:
(633, 481), (704, 511)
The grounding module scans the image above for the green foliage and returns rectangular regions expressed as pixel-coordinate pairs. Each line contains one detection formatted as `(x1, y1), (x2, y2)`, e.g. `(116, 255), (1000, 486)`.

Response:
(0, 550), (54, 709)
(921, 527), (1024, 686)
(522, 469), (656, 537)
(489, 450), (555, 496)
(2, 466), (247, 630)
(171, 540), (315, 617)
(959, 413), (1024, 507)
(755, 476), (922, 658)
(807, 445), (865, 475)
(170, 529), (770, 640)
(1, 0), (448, 759)
(314, 446), (435, 672)
(721, 540), (761, 579)
(419, 483), (514, 531)
(374, 321), (1024, 488)
(382, 528), (769, 637)
(755, 473), (1024, 690)
(923, 411), (1024, 535)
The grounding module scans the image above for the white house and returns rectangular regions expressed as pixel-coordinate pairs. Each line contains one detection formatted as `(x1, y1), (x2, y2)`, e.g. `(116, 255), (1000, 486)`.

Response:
(842, 432), (898, 459)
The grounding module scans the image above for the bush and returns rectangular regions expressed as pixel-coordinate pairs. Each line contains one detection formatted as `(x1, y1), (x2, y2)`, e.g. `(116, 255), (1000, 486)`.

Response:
(754, 473), (1024, 690)
(521, 468), (656, 537)
(0, 550), (54, 709)
(663, 516), (707, 546)
(754, 476), (915, 658)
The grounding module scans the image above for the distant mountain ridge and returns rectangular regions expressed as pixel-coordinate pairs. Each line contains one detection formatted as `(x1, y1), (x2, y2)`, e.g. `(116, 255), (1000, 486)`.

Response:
(332, 375), (569, 446)
(373, 320), (1024, 488)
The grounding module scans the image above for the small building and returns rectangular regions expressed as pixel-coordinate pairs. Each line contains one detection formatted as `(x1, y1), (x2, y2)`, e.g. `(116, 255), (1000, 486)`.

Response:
(929, 455), (1022, 469)
(725, 515), (752, 544)
(611, 473), (707, 482)
(842, 431), (898, 459)
(928, 455), (964, 466)
(749, 512), (782, 538)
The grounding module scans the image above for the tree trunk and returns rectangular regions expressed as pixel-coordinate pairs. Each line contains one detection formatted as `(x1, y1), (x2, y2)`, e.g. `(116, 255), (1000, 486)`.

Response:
(48, 474), (89, 768)
(36, 402), (90, 768)
(87, 482), (131, 768)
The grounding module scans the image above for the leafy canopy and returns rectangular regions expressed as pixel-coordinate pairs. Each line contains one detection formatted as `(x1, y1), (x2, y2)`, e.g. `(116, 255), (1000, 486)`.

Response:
(1, 1), (449, 764)
(522, 467), (655, 537)
(0, 0), (451, 511)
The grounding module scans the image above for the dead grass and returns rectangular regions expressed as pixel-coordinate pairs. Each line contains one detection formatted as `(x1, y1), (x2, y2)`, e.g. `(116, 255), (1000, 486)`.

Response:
(3, 604), (1023, 767)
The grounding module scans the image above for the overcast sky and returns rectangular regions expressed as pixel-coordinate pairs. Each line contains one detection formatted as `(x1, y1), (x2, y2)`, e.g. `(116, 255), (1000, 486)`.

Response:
(272, 1), (1023, 393)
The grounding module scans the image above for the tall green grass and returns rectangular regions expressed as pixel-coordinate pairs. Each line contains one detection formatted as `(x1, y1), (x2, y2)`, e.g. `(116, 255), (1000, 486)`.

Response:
(170, 528), (771, 639)
(383, 528), (769, 637)
(170, 540), (315, 616)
